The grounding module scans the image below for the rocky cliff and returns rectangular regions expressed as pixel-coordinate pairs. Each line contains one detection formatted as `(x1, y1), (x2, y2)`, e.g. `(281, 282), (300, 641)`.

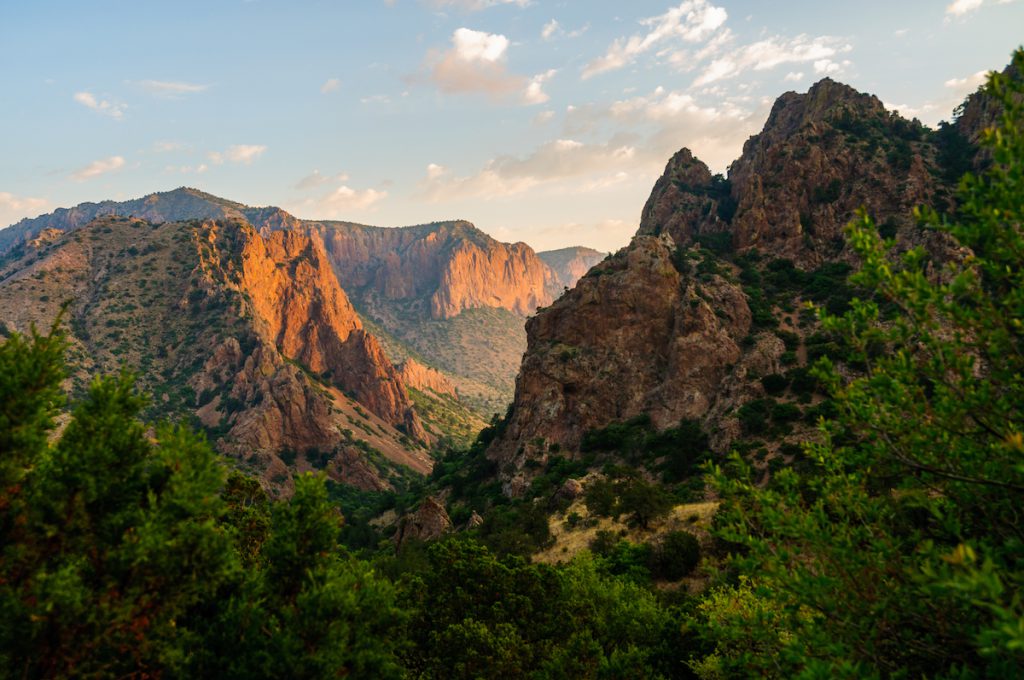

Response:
(488, 75), (987, 496)
(295, 220), (555, 320)
(396, 358), (458, 399)
(0, 215), (431, 494)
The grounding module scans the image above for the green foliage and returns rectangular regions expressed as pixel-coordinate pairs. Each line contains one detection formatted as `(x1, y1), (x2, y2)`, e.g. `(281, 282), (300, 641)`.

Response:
(582, 415), (710, 485)
(703, 53), (1024, 677)
(649, 530), (701, 581)
(401, 537), (680, 679)
(0, 327), (404, 678)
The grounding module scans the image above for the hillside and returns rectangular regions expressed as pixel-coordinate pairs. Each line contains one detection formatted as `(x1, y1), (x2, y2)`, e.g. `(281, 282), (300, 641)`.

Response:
(2, 191), (605, 419)
(486, 75), (980, 496)
(0, 216), (432, 493)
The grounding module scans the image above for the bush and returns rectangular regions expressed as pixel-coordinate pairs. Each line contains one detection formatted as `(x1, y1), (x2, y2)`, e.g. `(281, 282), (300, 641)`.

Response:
(650, 530), (701, 580)
(761, 374), (790, 395)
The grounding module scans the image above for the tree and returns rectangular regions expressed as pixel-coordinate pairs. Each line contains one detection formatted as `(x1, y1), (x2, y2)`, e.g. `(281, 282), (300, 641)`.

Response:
(618, 478), (673, 530)
(702, 50), (1024, 678)
(0, 325), (238, 677)
(0, 324), (405, 678)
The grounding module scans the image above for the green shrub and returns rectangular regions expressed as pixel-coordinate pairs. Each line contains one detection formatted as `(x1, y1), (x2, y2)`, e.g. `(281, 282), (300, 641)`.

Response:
(649, 530), (701, 580)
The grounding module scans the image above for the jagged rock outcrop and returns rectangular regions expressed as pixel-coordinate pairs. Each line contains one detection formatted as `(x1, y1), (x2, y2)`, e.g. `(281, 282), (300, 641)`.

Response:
(491, 234), (751, 496)
(639, 148), (728, 246)
(393, 496), (452, 548)
(489, 74), (992, 495)
(538, 246), (607, 292)
(396, 358), (458, 398)
(231, 227), (425, 439)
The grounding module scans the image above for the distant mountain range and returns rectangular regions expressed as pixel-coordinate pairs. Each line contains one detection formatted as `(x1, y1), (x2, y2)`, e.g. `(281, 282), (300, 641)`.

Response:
(0, 190), (605, 492)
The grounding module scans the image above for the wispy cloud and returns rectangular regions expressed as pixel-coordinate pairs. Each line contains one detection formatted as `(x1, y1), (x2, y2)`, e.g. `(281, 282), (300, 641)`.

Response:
(152, 141), (184, 153)
(419, 139), (641, 201)
(541, 19), (588, 41)
(583, 0), (728, 79)
(207, 145), (267, 165)
(886, 69), (989, 124)
(71, 156), (125, 181)
(73, 91), (126, 120)
(295, 169), (350, 190)
(693, 35), (851, 86)
(320, 78), (341, 94)
(137, 80), (208, 98)
(164, 164), (208, 175)
(0, 192), (49, 227)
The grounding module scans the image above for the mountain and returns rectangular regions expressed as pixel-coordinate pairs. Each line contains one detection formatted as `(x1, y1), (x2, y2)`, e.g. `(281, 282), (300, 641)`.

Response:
(0, 215), (432, 494)
(2, 189), (605, 418)
(486, 76), (982, 496)
(538, 246), (607, 292)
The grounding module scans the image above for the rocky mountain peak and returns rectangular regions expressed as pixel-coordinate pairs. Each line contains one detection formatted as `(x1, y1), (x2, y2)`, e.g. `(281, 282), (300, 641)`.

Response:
(487, 75), (979, 496)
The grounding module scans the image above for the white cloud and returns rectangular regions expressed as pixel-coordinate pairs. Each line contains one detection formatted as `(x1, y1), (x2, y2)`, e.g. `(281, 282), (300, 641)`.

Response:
(945, 70), (988, 91)
(523, 69), (557, 105)
(295, 169), (350, 190)
(946, 0), (985, 16)
(784, 71), (805, 82)
(71, 156), (125, 181)
(320, 78), (341, 94)
(542, 19), (560, 40)
(138, 80), (208, 98)
(583, 0), (728, 79)
(73, 91), (126, 120)
(693, 34), (852, 86)
(300, 184), (387, 218)
(426, 27), (554, 105)
(946, 0), (1017, 17)
(0, 192), (49, 227)
(360, 94), (392, 104)
(894, 28), (909, 37)
(207, 144), (267, 165)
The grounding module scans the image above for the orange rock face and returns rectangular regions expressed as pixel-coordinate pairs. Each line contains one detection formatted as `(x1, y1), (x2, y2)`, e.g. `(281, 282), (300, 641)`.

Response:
(396, 358), (458, 399)
(301, 220), (556, 320)
(233, 227), (426, 440)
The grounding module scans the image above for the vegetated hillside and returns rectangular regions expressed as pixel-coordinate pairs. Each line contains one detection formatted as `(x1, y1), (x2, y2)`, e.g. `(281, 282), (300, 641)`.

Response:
(483, 75), (982, 497)
(0, 216), (433, 494)
(2, 191), (599, 418)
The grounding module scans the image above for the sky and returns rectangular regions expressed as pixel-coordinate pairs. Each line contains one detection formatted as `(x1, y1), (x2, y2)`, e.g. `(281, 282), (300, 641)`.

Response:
(1, 1), (1021, 252)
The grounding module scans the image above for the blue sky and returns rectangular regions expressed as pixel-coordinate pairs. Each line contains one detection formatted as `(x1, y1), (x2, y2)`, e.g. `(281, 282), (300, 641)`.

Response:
(1, 0), (1021, 251)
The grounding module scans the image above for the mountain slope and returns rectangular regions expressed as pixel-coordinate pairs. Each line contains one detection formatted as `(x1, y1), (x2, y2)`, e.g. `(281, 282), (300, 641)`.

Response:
(0, 216), (431, 493)
(2, 190), (600, 418)
(487, 76), (981, 496)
